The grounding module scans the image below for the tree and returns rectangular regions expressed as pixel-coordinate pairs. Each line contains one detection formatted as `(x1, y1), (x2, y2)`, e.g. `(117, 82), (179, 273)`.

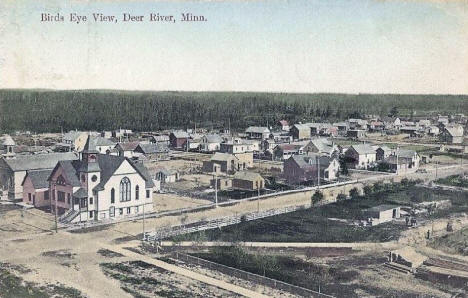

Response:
(349, 187), (360, 200)
(339, 156), (349, 175)
(336, 193), (347, 202)
(389, 106), (399, 117)
(311, 191), (324, 206)
(363, 185), (373, 197)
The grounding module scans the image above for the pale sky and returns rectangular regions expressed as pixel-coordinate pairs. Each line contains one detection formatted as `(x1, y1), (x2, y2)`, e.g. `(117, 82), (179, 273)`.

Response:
(0, 0), (467, 94)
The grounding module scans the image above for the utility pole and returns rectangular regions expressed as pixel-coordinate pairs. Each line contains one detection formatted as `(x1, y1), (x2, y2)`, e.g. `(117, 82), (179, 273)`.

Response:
(316, 155), (320, 188)
(54, 182), (58, 233)
(214, 171), (218, 207)
(142, 199), (146, 241)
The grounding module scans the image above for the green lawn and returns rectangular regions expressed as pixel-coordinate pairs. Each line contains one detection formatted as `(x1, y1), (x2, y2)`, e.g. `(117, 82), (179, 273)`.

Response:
(429, 227), (468, 256)
(174, 184), (468, 243)
(436, 175), (468, 188)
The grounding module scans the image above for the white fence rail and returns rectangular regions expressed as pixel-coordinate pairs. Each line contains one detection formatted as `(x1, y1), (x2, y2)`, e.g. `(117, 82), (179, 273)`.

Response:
(144, 205), (306, 242)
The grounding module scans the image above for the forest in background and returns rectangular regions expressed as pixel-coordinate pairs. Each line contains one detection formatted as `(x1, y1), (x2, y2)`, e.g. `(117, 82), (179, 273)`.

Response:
(0, 89), (467, 133)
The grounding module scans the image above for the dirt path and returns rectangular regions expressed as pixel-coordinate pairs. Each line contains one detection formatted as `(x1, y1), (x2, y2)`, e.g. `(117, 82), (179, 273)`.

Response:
(102, 244), (268, 298)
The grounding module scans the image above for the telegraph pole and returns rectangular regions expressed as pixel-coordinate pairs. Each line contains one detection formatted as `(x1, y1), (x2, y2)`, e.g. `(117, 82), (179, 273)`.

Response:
(54, 182), (58, 233)
(214, 171), (218, 207)
(142, 199), (146, 240)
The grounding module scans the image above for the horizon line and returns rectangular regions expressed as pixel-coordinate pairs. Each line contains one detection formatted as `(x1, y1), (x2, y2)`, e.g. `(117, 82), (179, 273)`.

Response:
(1, 88), (468, 97)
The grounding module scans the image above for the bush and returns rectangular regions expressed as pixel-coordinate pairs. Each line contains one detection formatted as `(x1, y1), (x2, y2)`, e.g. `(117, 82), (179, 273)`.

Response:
(363, 185), (373, 197)
(349, 188), (360, 200)
(311, 191), (324, 206)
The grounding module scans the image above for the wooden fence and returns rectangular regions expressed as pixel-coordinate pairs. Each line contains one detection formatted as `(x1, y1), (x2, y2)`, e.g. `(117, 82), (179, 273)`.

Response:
(172, 251), (334, 298)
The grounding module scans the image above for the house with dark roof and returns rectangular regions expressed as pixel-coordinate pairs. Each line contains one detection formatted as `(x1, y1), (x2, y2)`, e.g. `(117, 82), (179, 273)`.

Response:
(21, 169), (52, 208)
(169, 131), (190, 149)
(272, 141), (308, 161)
(232, 171), (265, 191)
(47, 136), (155, 223)
(344, 144), (376, 169)
(115, 141), (140, 158)
(382, 149), (420, 172)
(283, 154), (340, 185)
(134, 143), (170, 160)
(202, 152), (240, 174)
(245, 127), (270, 140)
(439, 125), (464, 144)
(0, 152), (78, 200)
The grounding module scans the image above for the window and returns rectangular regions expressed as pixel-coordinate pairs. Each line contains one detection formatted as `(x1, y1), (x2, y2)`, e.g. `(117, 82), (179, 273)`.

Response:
(74, 198), (79, 205)
(91, 175), (97, 182)
(127, 207), (130, 214)
(146, 189), (150, 198)
(28, 193), (31, 202)
(67, 193), (71, 204)
(89, 211), (93, 218)
(89, 197), (93, 205)
(135, 185), (139, 200)
(81, 174), (86, 182)
(119, 177), (131, 202)
(80, 198), (88, 208)
(57, 175), (66, 186)
(111, 188), (115, 204)
(57, 191), (65, 202)
(119, 208), (123, 215)
(109, 206), (115, 217)
(135, 206), (139, 213)
(44, 190), (49, 200)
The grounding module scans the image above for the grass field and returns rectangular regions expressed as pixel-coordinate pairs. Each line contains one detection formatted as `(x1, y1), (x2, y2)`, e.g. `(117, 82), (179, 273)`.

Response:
(191, 247), (449, 297)
(436, 175), (468, 188)
(174, 185), (468, 243)
(428, 227), (468, 256)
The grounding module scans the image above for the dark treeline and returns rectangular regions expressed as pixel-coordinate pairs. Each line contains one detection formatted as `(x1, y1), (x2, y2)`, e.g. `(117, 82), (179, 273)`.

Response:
(0, 89), (467, 133)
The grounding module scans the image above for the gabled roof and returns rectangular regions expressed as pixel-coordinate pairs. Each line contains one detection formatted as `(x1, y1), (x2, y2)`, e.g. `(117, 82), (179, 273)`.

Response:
(288, 154), (333, 169)
(350, 144), (375, 155)
(377, 146), (392, 152)
(136, 143), (169, 154)
(365, 204), (400, 212)
(4, 152), (78, 172)
(2, 135), (15, 146)
(22, 169), (51, 189)
(171, 131), (190, 139)
(293, 124), (310, 131)
(117, 141), (140, 151)
(203, 134), (223, 143)
(245, 126), (270, 134)
(397, 149), (417, 159)
(73, 188), (88, 198)
(211, 152), (238, 162)
(444, 125), (464, 137)
(233, 171), (263, 181)
(279, 120), (289, 126)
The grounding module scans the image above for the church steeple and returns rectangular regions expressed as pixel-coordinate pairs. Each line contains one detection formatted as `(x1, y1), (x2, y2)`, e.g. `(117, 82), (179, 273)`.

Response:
(2, 135), (16, 159)
(79, 135), (101, 173)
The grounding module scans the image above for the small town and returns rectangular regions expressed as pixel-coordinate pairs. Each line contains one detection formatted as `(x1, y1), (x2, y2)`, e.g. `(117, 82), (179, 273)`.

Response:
(1, 111), (468, 297)
(2, 0), (468, 297)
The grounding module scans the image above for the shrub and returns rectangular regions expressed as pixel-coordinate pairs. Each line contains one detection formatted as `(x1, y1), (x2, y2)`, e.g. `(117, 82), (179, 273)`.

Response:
(349, 188), (360, 199)
(311, 191), (324, 206)
(363, 185), (373, 197)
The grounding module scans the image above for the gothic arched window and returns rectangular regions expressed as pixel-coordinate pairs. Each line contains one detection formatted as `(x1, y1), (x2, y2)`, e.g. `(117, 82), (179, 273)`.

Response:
(119, 177), (131, 202)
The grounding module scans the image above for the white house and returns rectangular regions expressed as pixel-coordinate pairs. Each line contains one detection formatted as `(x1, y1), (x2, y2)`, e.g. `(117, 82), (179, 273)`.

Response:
(344, 144), (377, 169)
